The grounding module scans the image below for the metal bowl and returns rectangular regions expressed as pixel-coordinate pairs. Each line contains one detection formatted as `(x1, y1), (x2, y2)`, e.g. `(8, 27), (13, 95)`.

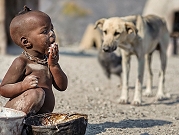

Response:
(25, 113), (88, 135)
(0, 107), (26, 135)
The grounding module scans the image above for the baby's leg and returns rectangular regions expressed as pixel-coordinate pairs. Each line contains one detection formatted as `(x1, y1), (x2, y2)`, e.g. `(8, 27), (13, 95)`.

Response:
(5, 88), (45, 114)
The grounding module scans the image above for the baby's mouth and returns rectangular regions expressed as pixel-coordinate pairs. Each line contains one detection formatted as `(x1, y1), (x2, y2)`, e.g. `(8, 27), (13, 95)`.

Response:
(47, 41), (55, 49)
(50, 40), (55, 46)
(50, 37), (55, 45)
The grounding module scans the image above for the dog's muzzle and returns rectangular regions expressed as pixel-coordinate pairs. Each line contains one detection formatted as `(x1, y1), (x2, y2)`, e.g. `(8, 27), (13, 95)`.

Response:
(102, 44), (117, 52)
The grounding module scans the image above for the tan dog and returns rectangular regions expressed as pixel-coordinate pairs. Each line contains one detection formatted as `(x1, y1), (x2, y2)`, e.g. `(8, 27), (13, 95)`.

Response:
(94, 15), (170, 105)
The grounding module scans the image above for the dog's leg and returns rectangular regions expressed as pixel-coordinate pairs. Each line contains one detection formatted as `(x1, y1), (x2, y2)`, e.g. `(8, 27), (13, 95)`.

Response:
(118, 50), (130, 104)
(156, 48), (169, 100)
(132, 56), (145, 105)
(143, 53), (153, 97)
(119, 75), (123, 89)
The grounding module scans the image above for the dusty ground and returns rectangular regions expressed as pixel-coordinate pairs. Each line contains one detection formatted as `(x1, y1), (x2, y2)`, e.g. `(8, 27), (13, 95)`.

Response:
(0, 45), (179, 135)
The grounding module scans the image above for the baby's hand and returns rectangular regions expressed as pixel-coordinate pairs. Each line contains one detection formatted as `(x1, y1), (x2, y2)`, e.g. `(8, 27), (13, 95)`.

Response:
(21, 75), (39, 90)
(48, 43), (59, 66)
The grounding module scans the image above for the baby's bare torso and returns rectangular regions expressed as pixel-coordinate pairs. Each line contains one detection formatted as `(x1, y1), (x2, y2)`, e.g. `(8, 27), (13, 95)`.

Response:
(27, 63), (52, 87)
(25, 62), (55, 113)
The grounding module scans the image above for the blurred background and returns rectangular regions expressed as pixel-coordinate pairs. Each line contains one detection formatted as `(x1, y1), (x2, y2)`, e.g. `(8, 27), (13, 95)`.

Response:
(0, 0), (179, 56)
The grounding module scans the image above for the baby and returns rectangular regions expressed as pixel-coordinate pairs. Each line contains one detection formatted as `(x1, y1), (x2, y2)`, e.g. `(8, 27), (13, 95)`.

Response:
(0, 6), (68, 115)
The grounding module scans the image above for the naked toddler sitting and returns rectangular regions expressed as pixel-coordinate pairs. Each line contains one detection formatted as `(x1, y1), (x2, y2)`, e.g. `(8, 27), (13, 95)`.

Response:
(0, 6), (68, 116)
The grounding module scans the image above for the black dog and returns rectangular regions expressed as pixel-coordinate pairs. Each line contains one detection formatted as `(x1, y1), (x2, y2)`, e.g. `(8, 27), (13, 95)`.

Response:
(98, 49), (122, 80)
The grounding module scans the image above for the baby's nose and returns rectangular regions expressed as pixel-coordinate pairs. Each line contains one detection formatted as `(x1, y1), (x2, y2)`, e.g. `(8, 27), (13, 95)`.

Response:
(49, 30), (56, 43)
(49, 30), (53, 35)
(49, 30), (55, 38)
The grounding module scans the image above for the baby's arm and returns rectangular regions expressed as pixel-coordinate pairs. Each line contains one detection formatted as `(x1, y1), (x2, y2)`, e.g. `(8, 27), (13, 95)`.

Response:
(48, 44), (68, 91)
(0, 56), (38, 98)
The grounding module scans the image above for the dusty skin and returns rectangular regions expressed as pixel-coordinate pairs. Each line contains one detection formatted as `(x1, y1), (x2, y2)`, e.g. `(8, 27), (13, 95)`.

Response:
(0, 45), (179, 135)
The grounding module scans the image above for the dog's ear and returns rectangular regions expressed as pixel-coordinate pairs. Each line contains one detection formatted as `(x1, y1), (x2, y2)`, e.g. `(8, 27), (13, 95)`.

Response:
(94, 18), (106, 30)
(125, 22), (138, 34)
(125, 22), (138, 41)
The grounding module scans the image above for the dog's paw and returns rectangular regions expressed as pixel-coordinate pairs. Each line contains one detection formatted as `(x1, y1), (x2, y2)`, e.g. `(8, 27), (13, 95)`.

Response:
(117, 98), (129, 104)
(131, 100), (142, 106)
(156, 93), (171, 101)
(143, 91), (153, 97)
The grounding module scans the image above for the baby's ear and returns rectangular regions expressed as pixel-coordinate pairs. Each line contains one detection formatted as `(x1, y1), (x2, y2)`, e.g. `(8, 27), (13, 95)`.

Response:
(21, 37), (32, 48)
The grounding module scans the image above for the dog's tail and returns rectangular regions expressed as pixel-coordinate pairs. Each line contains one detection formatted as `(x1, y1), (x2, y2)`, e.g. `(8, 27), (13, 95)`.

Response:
(161, 17), (167, 27)
(160, 17), (170, 48)
(160, 17), (169, 31)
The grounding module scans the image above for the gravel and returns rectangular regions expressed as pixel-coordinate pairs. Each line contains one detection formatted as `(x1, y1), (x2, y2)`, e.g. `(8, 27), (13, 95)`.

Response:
(1, 45), (179, 135)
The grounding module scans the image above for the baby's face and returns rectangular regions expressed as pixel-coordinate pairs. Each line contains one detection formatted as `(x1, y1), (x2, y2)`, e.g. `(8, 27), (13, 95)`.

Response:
(26, 12), (56, 54)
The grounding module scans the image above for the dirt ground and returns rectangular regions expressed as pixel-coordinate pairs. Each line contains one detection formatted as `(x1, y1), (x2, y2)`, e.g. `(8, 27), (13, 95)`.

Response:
(0, 45), (179, 135)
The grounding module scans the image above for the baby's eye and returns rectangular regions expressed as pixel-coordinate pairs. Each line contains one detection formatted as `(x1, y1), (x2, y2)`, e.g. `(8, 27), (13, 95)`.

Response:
(42, 30), (48, 34)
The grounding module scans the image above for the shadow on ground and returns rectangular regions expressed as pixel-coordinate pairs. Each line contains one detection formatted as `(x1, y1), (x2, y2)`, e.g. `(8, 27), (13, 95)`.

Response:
(86, 119), (172, 135)
(60, 50), (97, 57)
(7, 44), (23, 55)
(142, 94), (179, 107)
(6, 44), (97, 57)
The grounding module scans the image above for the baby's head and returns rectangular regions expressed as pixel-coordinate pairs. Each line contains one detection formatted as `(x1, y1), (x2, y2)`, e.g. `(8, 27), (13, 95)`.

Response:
(10, 6), (55, 53)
